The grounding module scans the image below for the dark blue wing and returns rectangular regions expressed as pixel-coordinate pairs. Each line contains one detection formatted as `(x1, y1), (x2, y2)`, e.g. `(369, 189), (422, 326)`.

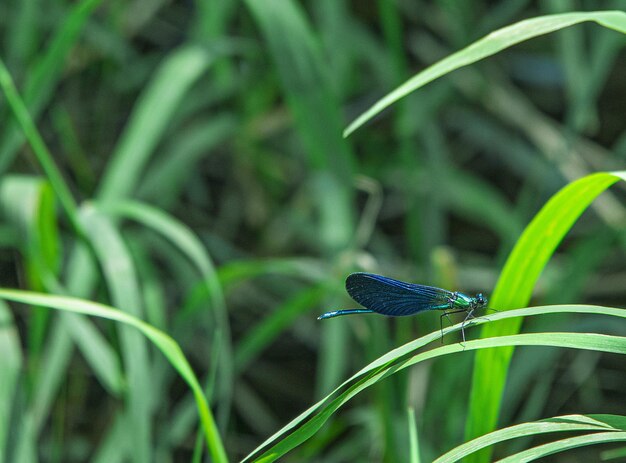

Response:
(346, 273), (453, 316)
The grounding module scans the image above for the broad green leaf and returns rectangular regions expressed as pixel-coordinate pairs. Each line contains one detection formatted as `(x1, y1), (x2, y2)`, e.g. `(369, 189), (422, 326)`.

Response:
(466, 171), (626, 463)
(344, 10), (626, 136)
(242, 304), (626, 462)
(0, 289), (228, 463)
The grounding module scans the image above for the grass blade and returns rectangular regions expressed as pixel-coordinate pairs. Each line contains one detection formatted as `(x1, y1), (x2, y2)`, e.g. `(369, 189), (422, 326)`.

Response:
(79, 205), (153, 462)
(495, 432), (626, 463)
(97, 45), (213, 203)
(408, 406), (421, 463)
(242, 304), (626, 462)
(0, 289), (229, 463)
(466, 171), (626, 463)
(0, 58), (80, 232)
(0, 0), (102, 173)
(101, 199), (233, 425)
(435, 414), (625, 463)
(235, 285), (328, 373)
(0, 300), (22, 463)
(344, 10), (626, 137)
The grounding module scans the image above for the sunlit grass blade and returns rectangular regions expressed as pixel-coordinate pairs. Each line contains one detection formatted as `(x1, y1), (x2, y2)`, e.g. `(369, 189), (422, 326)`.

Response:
(344, 10), (626, 136)
(0, 289), (228, 463)
(495, 431), (626, 463)
(435, 414), (625, 463)
(466, 171), (626, 463)
(242, 305), (626, 462)
(0, 176), (60, 357)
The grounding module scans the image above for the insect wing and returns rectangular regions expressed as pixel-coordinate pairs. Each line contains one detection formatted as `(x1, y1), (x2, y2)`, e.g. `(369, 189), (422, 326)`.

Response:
(346, 273), (453, 316)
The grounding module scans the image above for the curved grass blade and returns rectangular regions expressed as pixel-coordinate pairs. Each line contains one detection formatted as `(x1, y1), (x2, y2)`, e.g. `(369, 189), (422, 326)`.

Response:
(344, 10), (626, 137)
(435, 414), (626, 463)
(495, 431), (626, 463)
(0, 177), (123, 400)
(466, 171), (626, 463)
(0, 289), (228, 463)
(79, 205), (153, 462)
(100, 200), (233, 425)
(241, 304), (626, 462)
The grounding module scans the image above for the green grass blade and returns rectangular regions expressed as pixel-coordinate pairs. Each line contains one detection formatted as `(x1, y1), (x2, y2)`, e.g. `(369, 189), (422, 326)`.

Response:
(408, 407), (421, 463)
(466, 171), (626, 463)
(4, 0), (38, 69)
(435, 414), (625, 463)
(91, 414), (127, 463)
(30, 317), (73, 434)
(0, 300), (22, 463)
(495, 431), (626, 463)
(0, 289), (229, 463)
(0, 58), (81, 232)
(62, 313), (124, 395)
(0, 177), (122, 396)
(244, 0), (355, 177)
(602, 445), (626, 460)
(136, 115), (236, 207)
(344, 10), (626, 137)
(242, 304), (626, 462)
(97, 45), (213, 203)
(0, 0), (102, 173)
(235, 284), (328, 373)
(100, 199), (233, 423)
(0, 176), (59, 355)
(101, 200), (228, 326)
(79, 205), (153, 462)
(252, 329), (626, 462)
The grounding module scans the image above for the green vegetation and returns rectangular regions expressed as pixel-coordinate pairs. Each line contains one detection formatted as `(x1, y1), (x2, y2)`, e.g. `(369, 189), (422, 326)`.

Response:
(0, 2), (625, 462)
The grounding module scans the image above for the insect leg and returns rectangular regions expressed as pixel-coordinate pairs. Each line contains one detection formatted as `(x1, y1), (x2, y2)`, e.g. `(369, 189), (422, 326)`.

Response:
(460, 308), (477, 344)
(440, 308), (469, 343)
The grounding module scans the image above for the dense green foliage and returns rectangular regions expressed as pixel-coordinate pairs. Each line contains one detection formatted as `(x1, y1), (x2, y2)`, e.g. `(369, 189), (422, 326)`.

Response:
(0, 2), (625, 462)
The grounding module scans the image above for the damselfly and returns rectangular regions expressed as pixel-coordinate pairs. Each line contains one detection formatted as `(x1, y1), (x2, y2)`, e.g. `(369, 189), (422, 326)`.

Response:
(318, 272), (488, 342)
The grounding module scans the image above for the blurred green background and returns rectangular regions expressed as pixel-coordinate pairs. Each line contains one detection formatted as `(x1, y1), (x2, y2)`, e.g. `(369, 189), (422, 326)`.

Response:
(0, 0), (625, 462)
